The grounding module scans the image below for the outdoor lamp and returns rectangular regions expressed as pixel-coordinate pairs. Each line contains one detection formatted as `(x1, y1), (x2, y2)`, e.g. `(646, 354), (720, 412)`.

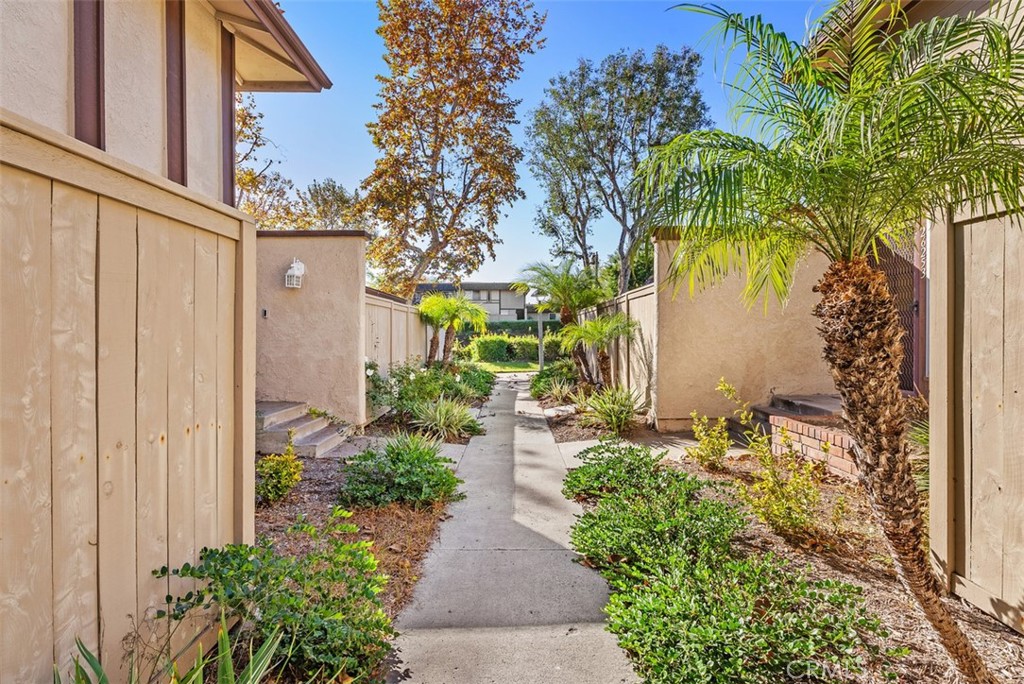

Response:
(285, 258), (305, 288)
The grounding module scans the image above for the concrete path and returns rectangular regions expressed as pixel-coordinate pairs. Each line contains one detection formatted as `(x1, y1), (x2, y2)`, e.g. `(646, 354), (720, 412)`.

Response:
(387, 375), (636, 684)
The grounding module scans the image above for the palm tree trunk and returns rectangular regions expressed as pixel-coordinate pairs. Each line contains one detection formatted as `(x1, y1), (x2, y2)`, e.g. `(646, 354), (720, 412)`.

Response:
(441, 324), (457, 365)
(814, 259), (1000, 684)
(427, 328), (440, 366)
(597, 349), (612, 387)
(571, 343), (595, 386)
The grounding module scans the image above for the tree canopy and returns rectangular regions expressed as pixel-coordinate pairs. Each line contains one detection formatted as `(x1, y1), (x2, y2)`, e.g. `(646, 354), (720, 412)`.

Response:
(360, 0), (546, 299)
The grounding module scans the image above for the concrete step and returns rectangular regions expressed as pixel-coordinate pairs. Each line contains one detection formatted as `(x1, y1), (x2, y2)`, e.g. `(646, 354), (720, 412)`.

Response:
(294, 424), (349, 458)
(257, 413), (330, 454)
(768, 394), (842, 417)
(256, 401), (308, 431)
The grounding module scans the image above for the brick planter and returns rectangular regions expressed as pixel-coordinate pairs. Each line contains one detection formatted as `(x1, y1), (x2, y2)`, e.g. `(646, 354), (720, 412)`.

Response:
(768, 415), (858, 479)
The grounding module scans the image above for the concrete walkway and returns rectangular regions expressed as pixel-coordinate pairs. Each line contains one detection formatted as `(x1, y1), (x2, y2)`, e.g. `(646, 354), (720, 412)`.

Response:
(387, 375), (636, 684)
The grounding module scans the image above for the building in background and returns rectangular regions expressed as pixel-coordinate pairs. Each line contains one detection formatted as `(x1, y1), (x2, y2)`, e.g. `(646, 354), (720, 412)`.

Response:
(413, 281), (528, 321)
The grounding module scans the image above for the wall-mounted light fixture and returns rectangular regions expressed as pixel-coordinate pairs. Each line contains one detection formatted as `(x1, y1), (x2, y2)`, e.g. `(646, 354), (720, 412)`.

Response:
(285, 258), (305, 288)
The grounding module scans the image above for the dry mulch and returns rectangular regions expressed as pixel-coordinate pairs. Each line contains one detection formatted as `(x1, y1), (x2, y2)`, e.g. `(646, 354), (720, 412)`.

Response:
(655, 449), (1024, 684)
(254, 455), (448, 619)
(546, 410), (610, 443)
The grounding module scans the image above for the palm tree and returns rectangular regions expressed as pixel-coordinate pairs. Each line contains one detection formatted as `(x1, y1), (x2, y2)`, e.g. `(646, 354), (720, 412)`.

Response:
(428, 293), (488, 365)
(512, 262), (606, 383)
(560, 313), (637, 387)
(417, 292), (447, 366)
(640, 2), (1023, 682)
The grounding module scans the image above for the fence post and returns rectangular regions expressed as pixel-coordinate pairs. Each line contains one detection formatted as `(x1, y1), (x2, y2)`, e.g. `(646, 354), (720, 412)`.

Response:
(537, 317), (544, 371)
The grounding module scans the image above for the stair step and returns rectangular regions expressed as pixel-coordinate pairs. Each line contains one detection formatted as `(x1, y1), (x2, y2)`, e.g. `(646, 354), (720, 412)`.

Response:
(256, 414), (328, 454)
(294, 425), (349, 458)
(256, 401), (308, 431)
(768, 394), (842, 417)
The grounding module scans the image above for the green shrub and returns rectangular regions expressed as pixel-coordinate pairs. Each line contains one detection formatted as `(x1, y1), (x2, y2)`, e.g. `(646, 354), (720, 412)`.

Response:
(605, 556), (888, 684)
(529, 358), (577, 398)
(562, 440), (666, 501)
(158, 509), (394, 682)
(369, 360), (494, 417)
(454, 362), (496, 398)
(571, 474), (744, 584)
(509, 335), (539, 361)
(583, 385), (642, 436)
(411, 397), (483, 441)
(255, 439), (302, 505)
(543, 332), (566, 360)
(471, 334), (512, 362)
(340, 432), (462, 507)
(546, 377), (575, 404)
(738, 426), (822, 536)
(686, 410), (731, 471)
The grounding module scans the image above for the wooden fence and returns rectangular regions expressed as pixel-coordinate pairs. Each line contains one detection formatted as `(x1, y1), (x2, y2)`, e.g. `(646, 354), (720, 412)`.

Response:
(0, 108), (256, 680)
(580, 284), (657, 407)
(365, 290), (428, 371)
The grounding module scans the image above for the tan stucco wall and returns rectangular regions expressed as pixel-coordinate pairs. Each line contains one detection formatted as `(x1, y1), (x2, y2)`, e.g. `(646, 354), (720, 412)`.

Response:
(652, 240), (835, 430)
(257, 234), (368, 425)
(185, 0), (223, 199)
(105, 0), (166, 177)
(0, 0), (72, 136)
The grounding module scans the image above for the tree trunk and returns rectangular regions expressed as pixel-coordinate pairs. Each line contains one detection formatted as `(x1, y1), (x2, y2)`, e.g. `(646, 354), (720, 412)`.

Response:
(572, 343), (595, 386)
(441, 324), (457, 365)
(597, 349), (612, 387)
(814, 259), (1001, 684)
(427, 328), (440, 367)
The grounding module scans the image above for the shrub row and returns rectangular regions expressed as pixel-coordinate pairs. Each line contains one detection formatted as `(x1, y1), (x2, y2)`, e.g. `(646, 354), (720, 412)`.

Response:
(564, 440), (892, 684)
(465, 333), (566, 362)
(455, 319), (564, 344)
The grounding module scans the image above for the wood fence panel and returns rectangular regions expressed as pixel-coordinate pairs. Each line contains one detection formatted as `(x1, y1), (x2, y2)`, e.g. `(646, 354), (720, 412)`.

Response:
(967, 221), (1004, 593)
(167, 222), (198, 654)
(96, 198), (139, 669)
(50, 182), (99, 672)
(1003, 224), (1024, 606)
(216, 236), (236, 544)
(194, 231), (219, 557)
(135, 211), (171, 648)
(0, 165), (54, 682)
(953, 224), (972, 575)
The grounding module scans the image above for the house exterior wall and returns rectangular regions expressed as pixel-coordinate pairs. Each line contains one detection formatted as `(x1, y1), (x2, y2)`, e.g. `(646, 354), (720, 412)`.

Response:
(0, 0), (72, 136)
(256, 232), (369, 426)
(0, 110), (257, 682)
(0, 0), (230, 201)
(651, 240), (835, 430)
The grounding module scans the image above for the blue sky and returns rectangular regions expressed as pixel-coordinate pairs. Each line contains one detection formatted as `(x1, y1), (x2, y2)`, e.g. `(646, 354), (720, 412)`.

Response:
(255, 0), (826, 281)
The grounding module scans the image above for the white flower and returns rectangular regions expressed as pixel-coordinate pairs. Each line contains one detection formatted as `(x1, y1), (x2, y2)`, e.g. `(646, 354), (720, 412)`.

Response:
(455, 375), (462, 382)
(366, 369), (375, 377)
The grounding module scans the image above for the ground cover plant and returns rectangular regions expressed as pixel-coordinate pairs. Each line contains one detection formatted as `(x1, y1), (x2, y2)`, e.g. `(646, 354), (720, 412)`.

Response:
(411, 397), (483, 441)
(530, 358), (578, 398)
(255, 436), (303, 506)
(563, 440), (893, 683)
(159, 509), (394, 682)
(340, 432), (462, 508)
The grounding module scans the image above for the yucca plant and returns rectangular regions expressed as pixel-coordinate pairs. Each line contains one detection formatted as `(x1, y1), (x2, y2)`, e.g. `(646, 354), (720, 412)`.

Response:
(583, 385), (642, 436)
(640, 2), (1024, 680)
(546, 377), (576, 404)
(411, 397), (483, 441)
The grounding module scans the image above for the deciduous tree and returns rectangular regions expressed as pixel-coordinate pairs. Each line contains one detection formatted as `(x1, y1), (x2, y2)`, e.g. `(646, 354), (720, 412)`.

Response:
(534, 46), (710, 293)
(359, 0), (545, 299)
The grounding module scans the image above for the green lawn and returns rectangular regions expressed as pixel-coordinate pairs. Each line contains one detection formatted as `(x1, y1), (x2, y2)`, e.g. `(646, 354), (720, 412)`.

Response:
(474, 360), (539, 373)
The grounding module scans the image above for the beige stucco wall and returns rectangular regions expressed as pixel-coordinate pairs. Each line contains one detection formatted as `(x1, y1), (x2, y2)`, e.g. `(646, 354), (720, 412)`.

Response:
(652, 240), (835, 430)
(185, 0), (223, 199)
(0, 0), (73, 136)
(256, 234), (368, 425)
(105, 0), (166, 177)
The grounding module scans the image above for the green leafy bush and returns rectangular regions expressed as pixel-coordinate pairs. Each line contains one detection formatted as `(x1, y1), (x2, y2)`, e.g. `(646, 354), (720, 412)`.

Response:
(455, 362), (496, 397)
(605, 556), (888, 684)
(542, 332), (566, 360)
(530, 358), (578, 398)
(369, 359), (494, 418)
(340, 432), (462, 507)
(158, 509), (393, 682)
(738, 426), (822, 536)
(255, 439), (302, 505)
(686, 410), (731, 471)
(562, 440), (666, 501)
(583, 385), (642, 436)
(571, 474), (744, 584)
(471, 334), (513, 362)
(509, 335), (539, 361)
(411, 398), (483, 441)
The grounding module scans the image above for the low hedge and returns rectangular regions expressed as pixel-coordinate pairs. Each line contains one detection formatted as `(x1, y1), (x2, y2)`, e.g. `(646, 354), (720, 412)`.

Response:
(467, 332), (566, 363)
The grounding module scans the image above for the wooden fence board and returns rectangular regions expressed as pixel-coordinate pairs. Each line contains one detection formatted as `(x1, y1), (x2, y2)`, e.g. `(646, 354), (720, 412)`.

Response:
(0, 166), (54, 682)
(167, 222), (198, 656)
(194, 232), (219, 558)
(953, 223), (972, 575)
(96, 198), (139, 670)
(1001, 225), (1024, 606)
(216, 236), (235, 544)
(50, 182), (99, 673)
(135, 211), (171, 648)
(967, 220), (1005, 593)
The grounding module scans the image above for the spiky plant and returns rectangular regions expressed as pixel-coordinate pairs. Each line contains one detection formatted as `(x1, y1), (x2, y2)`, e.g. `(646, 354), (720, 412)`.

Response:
(560, 312), (638, 387)
(639, 2), (1024, 682)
